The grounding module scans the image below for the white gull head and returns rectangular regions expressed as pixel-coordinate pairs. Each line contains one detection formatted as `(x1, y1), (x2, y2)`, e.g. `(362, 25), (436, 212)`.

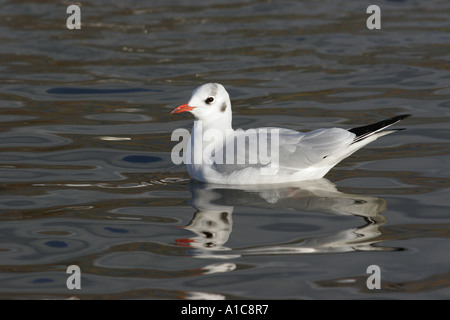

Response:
(171, 83), (232, 130)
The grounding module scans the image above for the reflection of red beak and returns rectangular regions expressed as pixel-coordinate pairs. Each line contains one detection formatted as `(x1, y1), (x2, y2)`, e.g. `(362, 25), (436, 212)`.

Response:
(171, 103), (196, 114)
(175, 238), (194, 247)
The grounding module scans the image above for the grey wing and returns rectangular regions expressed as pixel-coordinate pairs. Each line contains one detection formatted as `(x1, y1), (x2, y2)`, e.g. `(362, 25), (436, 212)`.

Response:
(277, 127), (355, 169)
(211, 127), (355, 173)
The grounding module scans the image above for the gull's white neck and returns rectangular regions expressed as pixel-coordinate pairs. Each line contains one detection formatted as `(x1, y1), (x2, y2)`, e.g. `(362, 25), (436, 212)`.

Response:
(187, 104), (233, 180)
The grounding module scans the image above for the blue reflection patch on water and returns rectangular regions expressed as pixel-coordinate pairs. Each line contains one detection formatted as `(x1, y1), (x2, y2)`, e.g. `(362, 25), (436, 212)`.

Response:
(32, 278), (54, 284)
(104, 227), (129, 234)
(123, 155), (161, 163)
(44, 240), (68, 248)
(47, 87), (162, 95)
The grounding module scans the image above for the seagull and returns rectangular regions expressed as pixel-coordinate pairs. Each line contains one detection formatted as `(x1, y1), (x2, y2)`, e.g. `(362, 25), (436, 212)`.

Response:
(171, 83), (411, 185)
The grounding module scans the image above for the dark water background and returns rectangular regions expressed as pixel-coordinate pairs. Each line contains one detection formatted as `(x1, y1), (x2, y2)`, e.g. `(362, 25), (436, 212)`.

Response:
(0, 0), (449, 299)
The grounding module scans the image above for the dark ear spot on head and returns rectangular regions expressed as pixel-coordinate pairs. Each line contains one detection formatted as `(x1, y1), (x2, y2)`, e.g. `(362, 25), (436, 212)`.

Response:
(220, 102), (227, 112)
(221, 212), (229, 223)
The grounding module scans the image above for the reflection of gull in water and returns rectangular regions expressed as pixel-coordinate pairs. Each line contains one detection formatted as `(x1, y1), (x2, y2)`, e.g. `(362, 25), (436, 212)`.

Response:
(177, 179), (395, 258)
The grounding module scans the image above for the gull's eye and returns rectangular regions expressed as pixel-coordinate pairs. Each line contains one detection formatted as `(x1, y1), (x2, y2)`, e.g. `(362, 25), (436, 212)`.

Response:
(205, 96), (214, 104)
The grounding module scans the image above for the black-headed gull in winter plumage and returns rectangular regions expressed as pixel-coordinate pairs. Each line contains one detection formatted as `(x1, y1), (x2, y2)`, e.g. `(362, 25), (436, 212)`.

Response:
(171, 83), (411, 185)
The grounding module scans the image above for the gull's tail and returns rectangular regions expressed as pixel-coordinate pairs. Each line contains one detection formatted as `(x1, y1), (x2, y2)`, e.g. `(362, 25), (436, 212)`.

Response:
(348, 114), (412, 144)
(316, 114), (411, 179)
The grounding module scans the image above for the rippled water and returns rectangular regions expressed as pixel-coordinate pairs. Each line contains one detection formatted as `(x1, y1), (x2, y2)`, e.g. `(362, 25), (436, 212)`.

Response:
(1, 0), (449, 299)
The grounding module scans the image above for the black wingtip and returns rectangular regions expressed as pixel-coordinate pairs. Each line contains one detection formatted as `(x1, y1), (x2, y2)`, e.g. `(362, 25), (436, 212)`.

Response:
(349, 114), (412, 142)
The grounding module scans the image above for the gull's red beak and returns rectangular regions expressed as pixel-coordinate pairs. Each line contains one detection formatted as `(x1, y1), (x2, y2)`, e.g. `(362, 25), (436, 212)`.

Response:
(171, 103), (196, 114)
